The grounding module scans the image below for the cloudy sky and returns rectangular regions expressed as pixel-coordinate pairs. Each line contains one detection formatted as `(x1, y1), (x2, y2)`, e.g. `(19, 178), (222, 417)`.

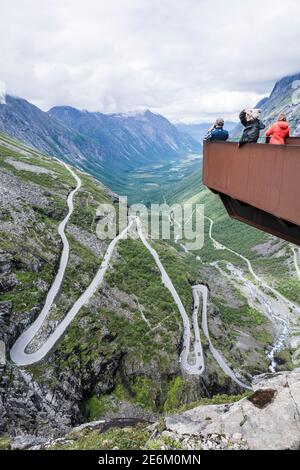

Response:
(1, 0), (300, 122)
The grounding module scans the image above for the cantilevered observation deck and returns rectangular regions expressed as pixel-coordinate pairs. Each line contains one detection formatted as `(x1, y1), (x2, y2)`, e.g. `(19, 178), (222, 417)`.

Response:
(203, 138), (300, 246)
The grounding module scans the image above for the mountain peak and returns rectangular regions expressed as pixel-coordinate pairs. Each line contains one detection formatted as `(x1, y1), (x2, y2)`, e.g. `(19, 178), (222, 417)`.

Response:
(109, 108), (154, 119)
(269, 72), (300, 100)
(255, 97), (269, 109)
(49, 105), (84, 115)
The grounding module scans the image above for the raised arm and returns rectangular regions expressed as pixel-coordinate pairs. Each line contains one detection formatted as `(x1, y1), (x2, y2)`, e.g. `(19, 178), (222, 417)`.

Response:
(204, 130), (213, 141)
(266, 124), (275, 137)
(239, 110), (248, 127)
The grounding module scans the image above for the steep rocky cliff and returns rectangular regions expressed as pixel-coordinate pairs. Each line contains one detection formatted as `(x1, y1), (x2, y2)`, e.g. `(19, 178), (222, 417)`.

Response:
(232, 72), (300, 139)
(7, 371), (299, 451)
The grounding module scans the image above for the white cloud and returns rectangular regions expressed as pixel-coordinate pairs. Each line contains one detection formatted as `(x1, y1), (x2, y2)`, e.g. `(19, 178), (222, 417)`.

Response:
(0, 0), (300, 122)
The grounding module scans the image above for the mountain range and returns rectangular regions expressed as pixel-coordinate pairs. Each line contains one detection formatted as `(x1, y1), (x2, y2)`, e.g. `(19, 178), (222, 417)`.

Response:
(2, 71), (300, 187)
(0, 96), (200, 194)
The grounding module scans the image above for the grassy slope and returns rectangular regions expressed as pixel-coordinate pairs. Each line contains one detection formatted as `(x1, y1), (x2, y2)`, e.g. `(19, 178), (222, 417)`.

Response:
(196, 190), (300, 304)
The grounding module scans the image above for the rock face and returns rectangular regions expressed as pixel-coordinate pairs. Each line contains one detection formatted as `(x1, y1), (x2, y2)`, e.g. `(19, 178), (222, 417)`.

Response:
(232, 72), (300, 138)
(166, 371), (300, 450)
(16, 371), (300, 451)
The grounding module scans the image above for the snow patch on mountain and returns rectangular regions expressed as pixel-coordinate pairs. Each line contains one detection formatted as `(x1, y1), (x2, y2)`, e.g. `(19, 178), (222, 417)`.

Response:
(0, 80), (6, 105)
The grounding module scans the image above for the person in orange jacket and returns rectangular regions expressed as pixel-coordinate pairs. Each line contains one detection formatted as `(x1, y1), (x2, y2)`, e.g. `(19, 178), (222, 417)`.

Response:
(265, 113), (290, 145)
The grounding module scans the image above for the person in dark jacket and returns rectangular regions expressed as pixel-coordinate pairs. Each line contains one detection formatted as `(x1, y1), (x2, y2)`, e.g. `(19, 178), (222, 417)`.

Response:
(204, 118), (229, 142)
(239, 108), (265, 146)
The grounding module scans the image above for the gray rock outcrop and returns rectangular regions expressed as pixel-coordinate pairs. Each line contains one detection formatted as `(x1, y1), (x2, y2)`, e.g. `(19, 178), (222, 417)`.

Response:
(166, 371), (300, 450)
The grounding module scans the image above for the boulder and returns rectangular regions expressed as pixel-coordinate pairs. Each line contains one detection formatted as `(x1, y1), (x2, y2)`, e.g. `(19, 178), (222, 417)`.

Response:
(0, 301), (12, 317)
(28, 258), (41, 273)
(0, 275), (17, 293)
(0, 253), (12, 274)
(166, 371), (300, 450)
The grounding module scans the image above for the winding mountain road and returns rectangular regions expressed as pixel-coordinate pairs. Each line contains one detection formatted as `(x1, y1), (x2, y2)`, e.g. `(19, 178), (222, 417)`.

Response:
(135, 218), (205, 376)
(203, 212), (300, 371)
(212, 261), (289, 372)
(193, 285), (252, 389)
(292, 247), (300, 280)
(205, 214), (300, 314)
(10, 162), (133, 366)
(171, 213), (252, 388)
(10, 162), (251, 390)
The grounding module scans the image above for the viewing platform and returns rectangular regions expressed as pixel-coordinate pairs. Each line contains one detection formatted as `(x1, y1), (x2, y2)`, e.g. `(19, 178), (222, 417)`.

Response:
(203, 138), (300, 246)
